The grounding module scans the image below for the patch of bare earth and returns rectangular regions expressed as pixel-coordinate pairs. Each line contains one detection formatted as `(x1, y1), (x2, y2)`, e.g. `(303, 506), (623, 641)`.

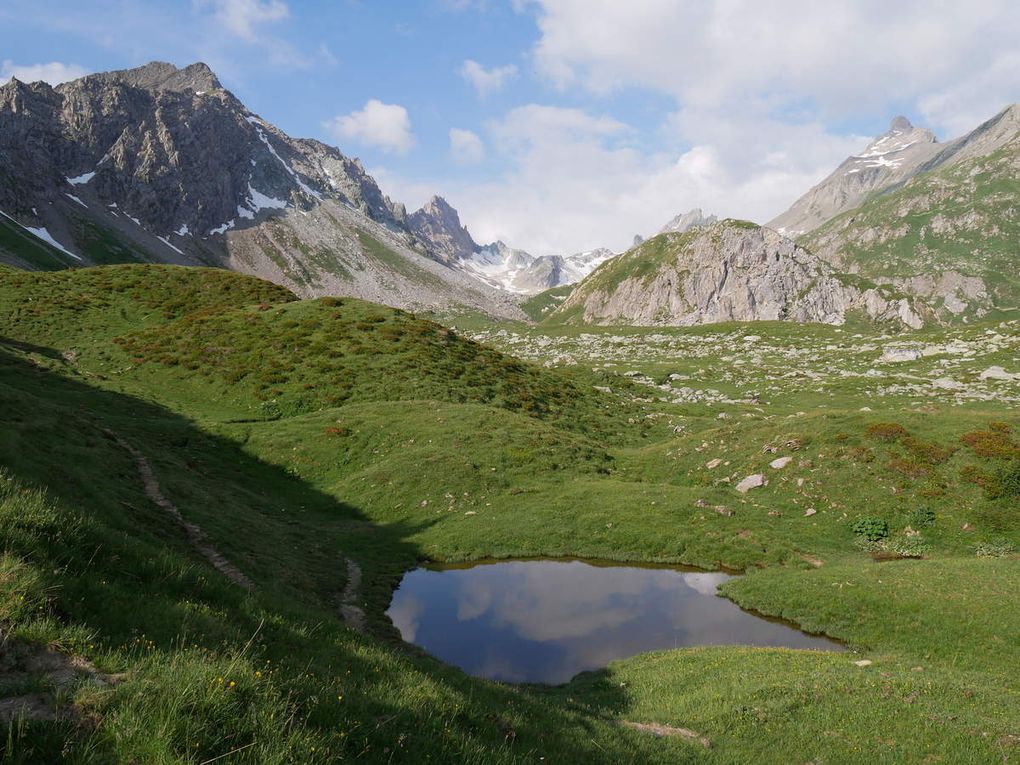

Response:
(0, 637), (119, 723)
(622, 721), (711, 748)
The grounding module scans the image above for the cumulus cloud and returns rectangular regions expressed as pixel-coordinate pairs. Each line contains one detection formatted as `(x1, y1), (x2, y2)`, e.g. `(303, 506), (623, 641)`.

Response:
(523, 0), (1020, 129)
(449, 128), (486, 165)
(196, 0), (289, 41)
(460, 59), (518, 98)
(1, 60), (88, 85)
(325, 100), (415, 155)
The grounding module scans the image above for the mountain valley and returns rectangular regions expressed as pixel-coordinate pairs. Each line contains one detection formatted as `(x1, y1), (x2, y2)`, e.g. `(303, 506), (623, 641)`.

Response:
(0, 52), (1018, 765)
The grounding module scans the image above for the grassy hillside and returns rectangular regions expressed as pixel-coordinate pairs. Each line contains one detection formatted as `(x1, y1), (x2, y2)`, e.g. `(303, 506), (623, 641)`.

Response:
(519, 284), (575, 322)
(803, 136), (1020, 315)
(1, 264), (1019, 763)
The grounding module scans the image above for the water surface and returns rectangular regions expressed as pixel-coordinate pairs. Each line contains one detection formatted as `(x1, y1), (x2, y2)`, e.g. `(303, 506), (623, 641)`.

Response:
(386, 558), (841, 684)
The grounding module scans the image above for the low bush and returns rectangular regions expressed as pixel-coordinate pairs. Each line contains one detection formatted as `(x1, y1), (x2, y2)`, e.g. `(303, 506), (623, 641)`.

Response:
(851, 517), (889, 541)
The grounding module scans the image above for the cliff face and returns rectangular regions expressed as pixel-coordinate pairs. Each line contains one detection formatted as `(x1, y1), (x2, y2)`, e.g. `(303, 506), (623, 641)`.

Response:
(554, 221), (925, 328)
(406, 196), (478, 263)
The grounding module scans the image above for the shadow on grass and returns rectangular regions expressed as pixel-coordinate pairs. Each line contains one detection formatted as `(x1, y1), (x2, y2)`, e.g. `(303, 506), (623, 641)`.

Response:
(0, 345), (652, 763)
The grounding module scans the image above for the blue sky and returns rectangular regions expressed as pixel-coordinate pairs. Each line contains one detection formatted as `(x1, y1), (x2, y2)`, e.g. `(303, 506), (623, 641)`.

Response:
(2, 1), (1018, 254)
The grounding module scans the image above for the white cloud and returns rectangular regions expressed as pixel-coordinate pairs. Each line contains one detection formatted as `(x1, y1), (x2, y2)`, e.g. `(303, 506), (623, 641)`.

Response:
(325, 100), (415, 155)
(524, 0), (1020, 130)
(1, 60), (88, 85)
(449, 128), (486, 165)
(460, 59), (518, 98)
(196, 0), (289, 41)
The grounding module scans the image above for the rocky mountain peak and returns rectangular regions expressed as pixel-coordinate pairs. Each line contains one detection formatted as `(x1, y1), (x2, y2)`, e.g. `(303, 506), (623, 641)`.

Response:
(768, 115), (940, 236)
(407, 195), (478, 263)
(658, 207), (718, 235)
(889, 115), (914, 132)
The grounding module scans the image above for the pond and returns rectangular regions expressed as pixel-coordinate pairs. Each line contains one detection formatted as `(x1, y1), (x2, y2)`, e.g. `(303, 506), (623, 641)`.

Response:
(386, 558), (842, 684)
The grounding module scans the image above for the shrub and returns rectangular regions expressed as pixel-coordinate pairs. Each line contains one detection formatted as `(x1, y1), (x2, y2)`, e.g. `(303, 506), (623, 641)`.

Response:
(887, 536), (931, 558)
(851, 517), (889, 541)
(960, 428), (1020, 459)
(865, 422), (908, 442)
(997, 461), (1020, 499)
(975, 538), (1016, 558)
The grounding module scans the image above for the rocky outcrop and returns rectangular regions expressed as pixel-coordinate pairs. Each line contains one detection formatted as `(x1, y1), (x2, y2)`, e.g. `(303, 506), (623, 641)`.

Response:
(658, 208), (717, 235)
(553, 221), (926, 328)
(768, 117), (940, 236)
(407, 195), (479, 263)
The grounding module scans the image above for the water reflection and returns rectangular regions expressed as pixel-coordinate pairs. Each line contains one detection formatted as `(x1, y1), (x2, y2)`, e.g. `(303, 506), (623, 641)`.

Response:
(387, 559), (842, 684)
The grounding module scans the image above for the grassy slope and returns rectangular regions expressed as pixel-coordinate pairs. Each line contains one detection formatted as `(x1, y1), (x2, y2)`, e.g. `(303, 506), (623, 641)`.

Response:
(803, 138), (1020, 311)
(1, 264), (1019, 763)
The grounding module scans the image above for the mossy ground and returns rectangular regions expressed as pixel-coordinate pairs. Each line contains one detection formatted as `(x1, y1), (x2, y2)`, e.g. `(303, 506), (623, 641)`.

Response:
(1, 264), (1018, 763)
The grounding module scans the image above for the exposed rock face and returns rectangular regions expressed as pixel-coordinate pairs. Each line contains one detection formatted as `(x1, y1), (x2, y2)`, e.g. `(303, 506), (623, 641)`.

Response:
(658, 208), (717, 235)
(0, 61), (524, 319)
(768, 117), (940, 236)
(407, 195), (479, 263)
(0, 61), (403, 238)
(554, 221), (926, 328)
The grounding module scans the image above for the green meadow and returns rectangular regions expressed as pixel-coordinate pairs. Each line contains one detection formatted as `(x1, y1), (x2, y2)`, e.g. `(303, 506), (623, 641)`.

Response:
(1, 264), (1018, 763)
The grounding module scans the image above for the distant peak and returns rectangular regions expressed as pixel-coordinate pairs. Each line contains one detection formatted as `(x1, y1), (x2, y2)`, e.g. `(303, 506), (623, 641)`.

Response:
(424, 194), (453, 211)
(890, 115), (913, 132)
(658, 208), (718, 235)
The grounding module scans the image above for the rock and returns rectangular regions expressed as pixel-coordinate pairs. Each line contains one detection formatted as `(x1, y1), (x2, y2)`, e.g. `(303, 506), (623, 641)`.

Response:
(854, 659), (873, 668)
(593, 385), (612, 394)
(735, 474), (766, 494)
(932, 377), (964, 390)
(804, 508), (817, 517)
(859, 406), (872, 412)
(770, 456), (792, 469)
(980, 366), (1019, 381)
(713, 506), (732, 517)
(706, 459), (722, 469)
(880, 347), (923, 363)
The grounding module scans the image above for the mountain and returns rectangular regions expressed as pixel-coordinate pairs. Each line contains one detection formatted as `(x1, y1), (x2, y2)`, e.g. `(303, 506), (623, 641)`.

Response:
(406, 195), (477, 263)
(459, 242), (617, 294)
(768, 116), (940, 236)
(401, 194), (618, 295)
(801, 103), (1020, 319)
(549, 220), (926, 327)
(0, 61), (523, 319)
(658, 207), (717, 234)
